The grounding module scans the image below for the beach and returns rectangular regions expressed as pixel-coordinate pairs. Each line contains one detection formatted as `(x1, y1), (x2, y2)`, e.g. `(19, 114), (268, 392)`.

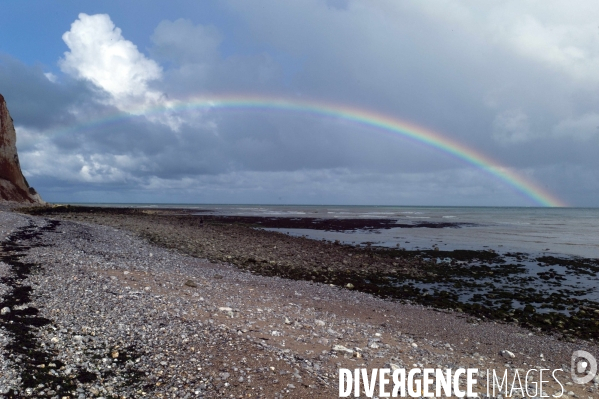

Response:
(0, 205), (597, 398)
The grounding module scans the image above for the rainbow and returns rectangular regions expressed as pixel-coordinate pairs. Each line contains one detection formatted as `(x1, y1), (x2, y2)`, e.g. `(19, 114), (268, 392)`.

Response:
(52, 94), (567, 207)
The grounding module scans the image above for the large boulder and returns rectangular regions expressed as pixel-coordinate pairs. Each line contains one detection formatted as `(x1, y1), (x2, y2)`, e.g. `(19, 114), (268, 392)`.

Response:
(0, 93), (43, 203)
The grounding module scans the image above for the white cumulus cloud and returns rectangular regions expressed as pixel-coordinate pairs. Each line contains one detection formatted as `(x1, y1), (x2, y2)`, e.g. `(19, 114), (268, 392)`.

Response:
(59, 13), (178, 125)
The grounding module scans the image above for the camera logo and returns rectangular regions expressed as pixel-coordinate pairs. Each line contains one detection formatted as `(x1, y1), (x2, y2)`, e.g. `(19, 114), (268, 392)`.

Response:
(571, 350), (597, 384)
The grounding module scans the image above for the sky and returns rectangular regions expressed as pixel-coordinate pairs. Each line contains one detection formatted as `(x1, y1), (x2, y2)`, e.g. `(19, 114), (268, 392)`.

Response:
(1, 0), (598, 206)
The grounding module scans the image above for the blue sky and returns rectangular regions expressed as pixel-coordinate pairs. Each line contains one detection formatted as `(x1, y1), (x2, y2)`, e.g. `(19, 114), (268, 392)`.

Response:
(0, 2), (237, 65)
(1, 1), (598, 206)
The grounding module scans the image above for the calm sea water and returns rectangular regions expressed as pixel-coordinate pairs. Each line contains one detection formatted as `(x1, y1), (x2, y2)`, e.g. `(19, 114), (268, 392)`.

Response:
(81, 204), (599, 259)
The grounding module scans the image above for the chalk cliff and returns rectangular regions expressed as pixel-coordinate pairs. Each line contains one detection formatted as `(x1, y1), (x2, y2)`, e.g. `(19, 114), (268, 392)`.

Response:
(0, 93), (43, 203)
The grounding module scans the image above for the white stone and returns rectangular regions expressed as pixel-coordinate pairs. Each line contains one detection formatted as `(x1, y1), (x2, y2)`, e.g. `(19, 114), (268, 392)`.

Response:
(332, 345), (354, 355)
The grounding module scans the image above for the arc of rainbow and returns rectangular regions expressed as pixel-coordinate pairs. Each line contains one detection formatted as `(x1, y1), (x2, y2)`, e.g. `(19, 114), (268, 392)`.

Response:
(52, 94), (567, 207)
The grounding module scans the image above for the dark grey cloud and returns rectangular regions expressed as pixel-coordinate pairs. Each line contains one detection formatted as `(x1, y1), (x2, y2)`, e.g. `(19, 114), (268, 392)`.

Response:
(0, 54), (98, 129)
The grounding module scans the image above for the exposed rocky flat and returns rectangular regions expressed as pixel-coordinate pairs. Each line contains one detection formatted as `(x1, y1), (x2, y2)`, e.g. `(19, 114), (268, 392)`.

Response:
(0, 209), (597, 398)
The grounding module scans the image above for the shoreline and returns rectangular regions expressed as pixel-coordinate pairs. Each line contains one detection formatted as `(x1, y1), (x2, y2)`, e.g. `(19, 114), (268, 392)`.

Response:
(23, 205), (599, 341)
(0, 205), (596, 397)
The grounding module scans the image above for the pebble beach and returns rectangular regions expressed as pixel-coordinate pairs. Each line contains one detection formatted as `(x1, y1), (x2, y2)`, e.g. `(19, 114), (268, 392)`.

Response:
(0, 206), (598, 398)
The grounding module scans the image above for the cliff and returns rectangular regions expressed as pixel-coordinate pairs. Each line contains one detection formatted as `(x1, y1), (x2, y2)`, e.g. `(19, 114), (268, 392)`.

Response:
(0, 93), (44, 203)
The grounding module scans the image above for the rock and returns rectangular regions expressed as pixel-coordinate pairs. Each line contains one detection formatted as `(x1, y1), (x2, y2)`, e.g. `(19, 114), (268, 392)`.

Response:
(345, 283), (354, 289)
(327, 328), (338, 336)
(184, 279), (197, 288)
(388, 363), (401, 371)
(0, 307), (10, 315)
(501, 350), (515, 359)
(218, 306), (235, 317)
(332, 345), (354, 355)
(314, 320), (326, 327)
(0, 94), (43, 203)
